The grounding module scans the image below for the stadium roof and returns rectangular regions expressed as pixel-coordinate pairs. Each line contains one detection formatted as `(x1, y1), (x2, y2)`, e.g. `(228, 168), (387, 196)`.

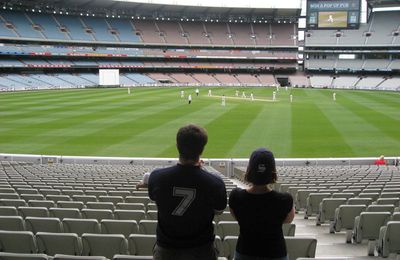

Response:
(367, 0), (400, 8)
(5, 0), (301, 18)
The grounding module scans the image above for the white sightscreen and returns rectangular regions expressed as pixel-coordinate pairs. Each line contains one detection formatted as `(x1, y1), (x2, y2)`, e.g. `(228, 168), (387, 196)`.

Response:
(99, 69), (120, 86)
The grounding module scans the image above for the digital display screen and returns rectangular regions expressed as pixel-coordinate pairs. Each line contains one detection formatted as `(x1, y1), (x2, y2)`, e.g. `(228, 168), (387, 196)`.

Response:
(307, 0), (360, 29)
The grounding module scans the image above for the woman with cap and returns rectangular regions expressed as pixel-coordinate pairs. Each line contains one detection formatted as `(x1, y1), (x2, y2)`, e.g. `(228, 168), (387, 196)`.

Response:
(229, 148), (295, 260)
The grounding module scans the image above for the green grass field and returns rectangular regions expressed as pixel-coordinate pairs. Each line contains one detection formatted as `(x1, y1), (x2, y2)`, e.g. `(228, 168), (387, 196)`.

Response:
(0, 87), (399, 158)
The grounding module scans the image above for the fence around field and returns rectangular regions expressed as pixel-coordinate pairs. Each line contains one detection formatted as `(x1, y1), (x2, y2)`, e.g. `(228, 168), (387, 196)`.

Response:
(0, 153), (398, 178)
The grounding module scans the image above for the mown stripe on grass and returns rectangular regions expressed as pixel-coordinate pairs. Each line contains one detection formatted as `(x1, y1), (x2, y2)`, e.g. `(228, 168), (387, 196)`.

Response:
(307, 90), (400, 156)
(291, 89), (354, 157)
(228, 98), (292, 158)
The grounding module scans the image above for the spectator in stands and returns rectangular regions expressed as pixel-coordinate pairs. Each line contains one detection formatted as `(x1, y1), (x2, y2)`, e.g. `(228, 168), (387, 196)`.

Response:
(374, 155), (386, 166)
(229, 148), (295, 260)
(148, 124), (227, 260)
(136, 172), (150, 190)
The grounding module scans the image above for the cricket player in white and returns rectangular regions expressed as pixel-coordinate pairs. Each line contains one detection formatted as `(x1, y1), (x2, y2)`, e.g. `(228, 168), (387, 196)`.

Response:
(221, 95), (226, 106)
(285, 86), (288, 91)
(195, 88), (199, 96)
(180, 90), (184, 98)
(328, 14), (334, 23)
(242, 91), (246, 98)
(128, 88), (131, 95)
(333, 92), (336, 101)
(250, 93), (254, 101)
(235, 90), (239, 97)
(290, 94), (293, 103)
(272, 91), (276, 101)
(208, 89), (212, 96)
(188, 94), (192, 104)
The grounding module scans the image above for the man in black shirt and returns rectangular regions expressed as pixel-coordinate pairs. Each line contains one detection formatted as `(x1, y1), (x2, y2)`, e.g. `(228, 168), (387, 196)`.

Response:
(148, 124), (227, 260)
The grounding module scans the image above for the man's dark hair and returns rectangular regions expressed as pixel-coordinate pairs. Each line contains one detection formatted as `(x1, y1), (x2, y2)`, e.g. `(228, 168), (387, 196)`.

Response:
(176, 124), (208, 161)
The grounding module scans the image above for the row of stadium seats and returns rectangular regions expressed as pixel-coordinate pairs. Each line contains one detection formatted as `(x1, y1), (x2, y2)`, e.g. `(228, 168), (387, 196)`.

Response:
(305, 58), (400, 71)
(0, 10), (297, 46)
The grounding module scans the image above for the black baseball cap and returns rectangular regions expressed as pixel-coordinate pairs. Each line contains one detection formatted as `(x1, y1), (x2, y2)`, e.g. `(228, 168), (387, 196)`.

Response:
(246, 148), (276, 185)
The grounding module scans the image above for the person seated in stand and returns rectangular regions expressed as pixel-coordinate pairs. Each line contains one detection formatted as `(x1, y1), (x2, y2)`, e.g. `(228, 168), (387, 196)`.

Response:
(374, 155), (386, 166)
(229, 147), (295, 260)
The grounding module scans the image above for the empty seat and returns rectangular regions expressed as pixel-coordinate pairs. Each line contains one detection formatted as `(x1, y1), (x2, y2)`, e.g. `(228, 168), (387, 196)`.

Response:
(72, 195), (97, 204)
(28, 200), (56, 209)
(358, 193), (380, 201)
(113, 255), (152, 260)
(146, 203), (157, 211)
(367, 205), (395, 213)
(222, 236), (237, 260)
(128, 234), (156, 256)
(377, 221), (400, 257)
(305, 193), (331, 218)
(317, 198), (347, 227)
(331, 193), (354, 199)
(0, 193), (20, 200)
(81, 209), (114, 221)
(108, 191), (131, 198)
(138, 220), (157, 235)
(215, 212), (236, 222)
(0, 206), (18, 216)
(50, 208), (81, 219)
(86, 202), (115, 211)
(40, 189), (61, 196)
(347, 198), (373, 206)
(18, 207), (49, 218)
(57, 201), (85, 210)
(0, 199), (26, 207)
(25, 217), (63, 233)
(376, 198), (399, 207)
(54, 255), (107, 260)
(333, 205), (366, 242)
(36, 232), (82, 256)
(145, 210), (157, 220)
(116, 203), (145, 211)
(62, 218), (100, 236)
(99, 196), (123, 205)
(0, 216), (25, 231)
(216, 221), (239, 238)
(82, 234), (128, 259)
(0, 252), (49, 259)
(101, 219), (139, 238)
(114, 210), (145, 222)
(380, 192), (400, 198)
(21, 194), (44, 201)
(295, 189), (318, 211)
(392, 212), (400, 221)
(85, 191), (107, 198)
(283, 223), (296, 237)
(125, 196), (151, 207)
(353, 212), (391, 255)
(46, 195), (71, 203)
(285, 237), (317, 260)
(61, 190), (84, 197)
(0, 230), (37, 253)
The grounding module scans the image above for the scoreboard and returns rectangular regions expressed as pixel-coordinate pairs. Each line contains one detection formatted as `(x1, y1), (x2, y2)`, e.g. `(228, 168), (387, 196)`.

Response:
(307, 0), (361, 29)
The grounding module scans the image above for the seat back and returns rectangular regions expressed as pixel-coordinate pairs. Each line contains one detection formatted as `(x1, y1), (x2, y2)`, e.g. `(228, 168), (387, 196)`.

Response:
(25, 217), (63, 234)
(57, 201), (85, 210)
(49, 208), (82, 219)
(222, 236), (238, 260)
(53, 254), (107, 260)
(318, 198), (347, 223)
(334, 205), (366, 231)
(82, 233), (128, 259)
(114, 210), (145, 222)
(0, 230), (37, 253)
(285, 237), (317, 260)
(81, 209), (114, 222)
(116, 203), (145, 211)
(86, 202), (115, 211)
(283, 223), (296, 236)
(376, 198), (399, 207)
(62, 218), (100, 236)
(347, 198), (372, 206)
(0, 252), (49, 259)
(356, 212), (391, 241)
(18, 207), (49, 218)
(0, 216), (25, 231)
(36, 232), (82, 256)
(138, 220), (157, 234)
(128, 234), (156, 256)
(0, 206), (18, 217)
(381, 221), (400, 257)
(216, 221), (239, 238)
(100, 219), (139, 238)
(306, 193), (331, 216)
(367, 205), (395, 213)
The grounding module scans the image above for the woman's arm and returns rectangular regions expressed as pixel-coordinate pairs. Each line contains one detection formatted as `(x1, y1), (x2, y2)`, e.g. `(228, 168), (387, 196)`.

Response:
(283, 206), (295, 224)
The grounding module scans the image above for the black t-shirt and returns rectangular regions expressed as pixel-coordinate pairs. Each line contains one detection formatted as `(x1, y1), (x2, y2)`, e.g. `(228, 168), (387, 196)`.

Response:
(229, 188), (293, 258)
(148, 164), (227, 249)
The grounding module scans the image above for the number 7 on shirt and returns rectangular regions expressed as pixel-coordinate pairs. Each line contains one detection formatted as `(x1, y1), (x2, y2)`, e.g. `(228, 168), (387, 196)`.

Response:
(172, 187), (196, 216)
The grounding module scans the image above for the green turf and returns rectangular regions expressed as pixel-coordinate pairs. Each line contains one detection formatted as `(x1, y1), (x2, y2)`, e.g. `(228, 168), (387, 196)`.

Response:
(0, 87), (399, 158)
